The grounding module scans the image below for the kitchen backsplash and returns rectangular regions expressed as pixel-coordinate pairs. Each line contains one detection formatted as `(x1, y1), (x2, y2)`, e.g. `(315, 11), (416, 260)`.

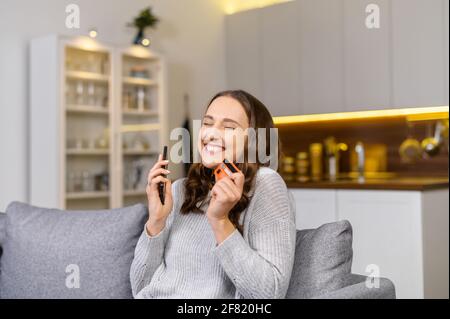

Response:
(276, 117), (449, 177)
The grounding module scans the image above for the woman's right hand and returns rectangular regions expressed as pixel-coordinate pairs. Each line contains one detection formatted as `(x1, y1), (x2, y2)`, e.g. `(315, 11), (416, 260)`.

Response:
(146, 154), (173, 236)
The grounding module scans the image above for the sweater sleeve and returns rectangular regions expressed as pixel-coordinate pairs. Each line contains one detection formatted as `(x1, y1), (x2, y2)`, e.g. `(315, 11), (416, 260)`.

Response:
(213, 172), (297, 299)
(129, 180), (180, 297)
(129, 222), (170, 297)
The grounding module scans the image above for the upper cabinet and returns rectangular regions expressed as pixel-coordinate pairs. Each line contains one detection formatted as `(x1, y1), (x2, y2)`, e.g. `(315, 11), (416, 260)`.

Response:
(225, 2), (301, 116)
(391, 0), (448, 108)
(297, 0), (345, 114)
(260, 1), (301, 116)
(225, 0), (449, 115)
(343, 0), (391, 111)
(225, 9), (262, 99)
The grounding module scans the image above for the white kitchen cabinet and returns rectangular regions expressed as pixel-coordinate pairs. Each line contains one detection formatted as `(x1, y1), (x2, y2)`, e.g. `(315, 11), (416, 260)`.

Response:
(391, 0), (448, 108)
(336, 190), (424, 298)
(225, 9), (262, 98)
(260, 1), (301, 116)
(290, 187), (449, 298)
(297, 0), (345, 114)
(225, 1), (448, 114)
(336, 189), (449, 299)
(343, 0), (392, 111)
(289, 189), (337, 230)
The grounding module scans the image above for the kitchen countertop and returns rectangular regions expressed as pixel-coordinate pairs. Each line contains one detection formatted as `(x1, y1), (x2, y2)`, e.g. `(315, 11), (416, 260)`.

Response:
(285, 176), (449, 191)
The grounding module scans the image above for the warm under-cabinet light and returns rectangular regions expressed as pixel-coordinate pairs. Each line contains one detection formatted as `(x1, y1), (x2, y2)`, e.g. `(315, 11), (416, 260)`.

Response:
(273, 106), (449, 125)
(69, 36), (105, 52)
(223, 0), (294, 15)
(121, 123), (161, 133)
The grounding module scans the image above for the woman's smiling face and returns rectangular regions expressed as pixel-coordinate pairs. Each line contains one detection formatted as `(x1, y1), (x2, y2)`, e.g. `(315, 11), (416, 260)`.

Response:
(198, 96), (250, 169)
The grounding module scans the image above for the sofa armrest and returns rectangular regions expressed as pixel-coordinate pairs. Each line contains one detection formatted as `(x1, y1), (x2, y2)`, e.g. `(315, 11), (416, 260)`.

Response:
(312, 274), (396, 299)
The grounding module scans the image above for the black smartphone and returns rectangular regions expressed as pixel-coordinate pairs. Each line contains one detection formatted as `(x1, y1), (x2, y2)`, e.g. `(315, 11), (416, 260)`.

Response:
(158, 146), (168, 205)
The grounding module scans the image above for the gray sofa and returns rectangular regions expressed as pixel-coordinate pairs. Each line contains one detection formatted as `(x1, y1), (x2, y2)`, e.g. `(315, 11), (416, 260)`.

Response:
(0, 201), (395, 299)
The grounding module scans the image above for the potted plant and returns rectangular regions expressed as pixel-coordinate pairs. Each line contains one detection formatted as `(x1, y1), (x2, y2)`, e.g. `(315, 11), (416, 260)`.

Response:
(128, 7), (159, 45)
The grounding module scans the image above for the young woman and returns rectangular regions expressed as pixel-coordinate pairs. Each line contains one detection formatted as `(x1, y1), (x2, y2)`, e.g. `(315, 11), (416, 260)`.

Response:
(130, 90), (296, 299)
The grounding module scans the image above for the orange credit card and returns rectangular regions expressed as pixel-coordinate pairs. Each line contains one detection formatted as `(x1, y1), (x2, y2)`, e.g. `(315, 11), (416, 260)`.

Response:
(214, 159), (241, 182)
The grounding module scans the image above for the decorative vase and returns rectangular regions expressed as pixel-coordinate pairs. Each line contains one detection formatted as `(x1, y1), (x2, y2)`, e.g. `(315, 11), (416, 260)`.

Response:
(133, 28), (144, 45)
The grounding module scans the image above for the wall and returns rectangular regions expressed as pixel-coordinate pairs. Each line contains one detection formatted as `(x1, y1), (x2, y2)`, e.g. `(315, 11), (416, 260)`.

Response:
(0, 0), (227, 211)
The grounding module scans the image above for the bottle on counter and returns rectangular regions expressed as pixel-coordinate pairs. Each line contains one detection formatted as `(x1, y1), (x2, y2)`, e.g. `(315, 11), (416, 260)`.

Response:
(296, 152), (310, 182)
(281, 156), (296, 182)
(309, 143), (323, 181)
(324, 136), (348, 181)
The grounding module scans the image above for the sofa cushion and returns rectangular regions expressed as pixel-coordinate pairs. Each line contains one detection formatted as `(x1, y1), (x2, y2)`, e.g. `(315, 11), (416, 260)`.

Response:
(0, 201), (147, 299)
(286, 220), (353, 299)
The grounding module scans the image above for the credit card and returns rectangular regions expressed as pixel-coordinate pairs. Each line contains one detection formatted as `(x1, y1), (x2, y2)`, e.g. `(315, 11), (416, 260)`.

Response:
(214, 159), (240, 181)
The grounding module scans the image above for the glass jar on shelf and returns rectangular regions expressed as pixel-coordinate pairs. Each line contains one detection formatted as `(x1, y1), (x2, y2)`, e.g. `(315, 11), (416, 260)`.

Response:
(65, 56), (74, 72)
(94, 172), (109, 191)
(296, 152), (310, 182)
(131, 133), (150, 151)
(281, 156), (295, 182)
(101, 56), (110, 75)
(131, 159), (145, 190)
(86, 53), (99, 74)
(87, 82), (96, 106)
(75, 81), (85, 105)
(122, 88), (129, 110)
(124, 88), (135, 110)
(82, 171), (94, 192)
(309, 143), (323, 181)
(65, 81), (76, 105)
(130, 65), (149, 79)
(86, 138), (96, 150)
(96, 84), (105, 107)
(136, 87), (146, 112)
(95, 130), (109, 150)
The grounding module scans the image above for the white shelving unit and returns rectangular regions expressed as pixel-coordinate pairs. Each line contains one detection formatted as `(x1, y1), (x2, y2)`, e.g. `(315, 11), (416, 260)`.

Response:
(30, 35), (167, 210)
(115, 45), (168, 208)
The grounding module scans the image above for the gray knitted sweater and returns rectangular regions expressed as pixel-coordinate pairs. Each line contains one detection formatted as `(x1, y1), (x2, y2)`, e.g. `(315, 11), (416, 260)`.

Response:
(130, 167), (296, 299)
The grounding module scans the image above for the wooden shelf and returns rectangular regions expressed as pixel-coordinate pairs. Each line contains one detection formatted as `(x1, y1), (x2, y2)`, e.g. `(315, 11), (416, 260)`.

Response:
(120, 123), (161, 133)
(122, 109), (158, 117)
(67, 105), (109, 115)
(123, 190), (147, 197)
(66, 191), (110, 200)
(66, 149), (110, 156)
(123, 76), (157, 86)
(66, 70), (110, 82)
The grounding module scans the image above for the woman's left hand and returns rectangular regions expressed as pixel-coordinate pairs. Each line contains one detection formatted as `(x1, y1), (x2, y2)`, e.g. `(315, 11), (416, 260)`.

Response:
(206, 172), (245, 222)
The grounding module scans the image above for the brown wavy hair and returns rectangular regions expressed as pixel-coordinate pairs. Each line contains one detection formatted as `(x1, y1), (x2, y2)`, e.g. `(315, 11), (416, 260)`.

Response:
(180, 90), (282, 234)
